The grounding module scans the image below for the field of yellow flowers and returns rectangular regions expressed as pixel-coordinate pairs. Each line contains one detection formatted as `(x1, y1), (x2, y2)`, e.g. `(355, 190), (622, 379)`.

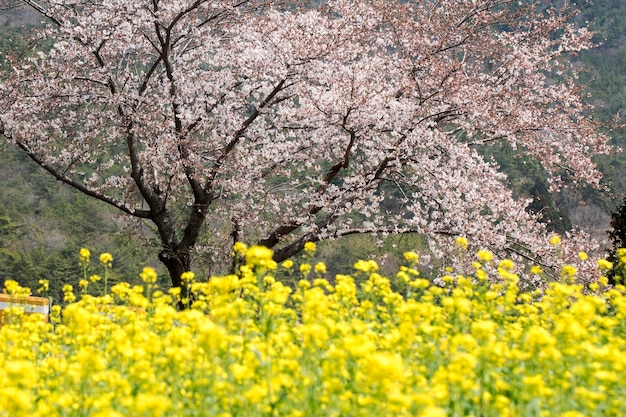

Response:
(1, 243), (626, 417)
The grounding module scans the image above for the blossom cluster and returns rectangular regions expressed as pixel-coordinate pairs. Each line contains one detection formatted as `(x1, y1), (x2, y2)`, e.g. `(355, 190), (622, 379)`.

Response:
(1, 245), (626, 416)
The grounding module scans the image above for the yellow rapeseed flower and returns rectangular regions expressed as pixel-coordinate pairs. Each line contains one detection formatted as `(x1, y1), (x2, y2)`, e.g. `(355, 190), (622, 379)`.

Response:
(475, 269), (487, 281)
(304, 241), (317, 253)
(477, 249), (494, 262)
(314, 262), (327, 275)
(498, 259), (515, 271)
(362, 352), (405, 383)
(233, 241), (248, 255)
(99, 252), (113, 267)
(181, 271), (195, 283)
(578, 251), (589, 261)
(354, 259), (379, 273)
(561, 265), (577, 278)
(455, 236), (469, 250)
(79, 247), (91, 263)
(300, 263), (312, 277)
(561, 412), (585, 417)
(4, 279), (30, 296)
(597, 259), (613, 270)
(62, 284), (76, 303)
(397, 271), (410, 283)
(37, 279), (49, 294)
(549, 235), (562, 246)
(244, 383), (268, 403)
(140, 267), (158, 284)
(403, 251), (419, 263)
(409, 278), (430, 289)
(245, 245), (275, 268)
(419, 406), (447, 417)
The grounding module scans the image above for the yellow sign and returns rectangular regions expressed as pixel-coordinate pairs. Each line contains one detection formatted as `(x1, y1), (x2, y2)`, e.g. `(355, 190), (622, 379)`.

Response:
(0, 294), (50, 325)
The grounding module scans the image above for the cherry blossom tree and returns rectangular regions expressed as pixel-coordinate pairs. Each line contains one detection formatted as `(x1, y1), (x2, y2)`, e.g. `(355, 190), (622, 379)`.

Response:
(0, 0), (613, 287)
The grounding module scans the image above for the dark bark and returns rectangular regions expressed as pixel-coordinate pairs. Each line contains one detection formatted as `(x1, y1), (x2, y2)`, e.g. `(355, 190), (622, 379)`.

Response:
(158, 248), (189, 289)
(158, 246), (192, 309)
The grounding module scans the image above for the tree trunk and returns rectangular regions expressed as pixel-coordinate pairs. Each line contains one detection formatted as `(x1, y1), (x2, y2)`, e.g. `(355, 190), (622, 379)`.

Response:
(159, 248), (189, 287)
(158, 247), (192, 309)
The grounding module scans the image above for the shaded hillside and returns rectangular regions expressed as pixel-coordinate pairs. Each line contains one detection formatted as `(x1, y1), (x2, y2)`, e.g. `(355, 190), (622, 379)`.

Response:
(0, 5), (38, 28)
(0, 142), (160, 303)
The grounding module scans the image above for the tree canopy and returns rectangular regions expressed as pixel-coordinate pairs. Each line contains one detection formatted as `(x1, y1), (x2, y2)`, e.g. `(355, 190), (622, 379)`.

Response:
(0, 0), (613, 286)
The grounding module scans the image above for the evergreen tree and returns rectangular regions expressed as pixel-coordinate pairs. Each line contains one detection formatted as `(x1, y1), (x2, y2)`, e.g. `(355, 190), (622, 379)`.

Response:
(607, 197), (626, 284)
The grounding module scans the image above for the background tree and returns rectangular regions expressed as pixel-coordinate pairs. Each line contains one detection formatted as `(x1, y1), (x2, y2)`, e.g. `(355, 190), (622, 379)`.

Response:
(0, 0), (614, 287)
(607, 197), (626, 284)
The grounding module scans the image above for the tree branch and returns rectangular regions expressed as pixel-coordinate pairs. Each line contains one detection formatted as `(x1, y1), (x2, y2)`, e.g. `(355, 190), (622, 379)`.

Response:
(14, 141), (151, 219)
(20, 0), (62, 26)
(205, 77), (291, 194)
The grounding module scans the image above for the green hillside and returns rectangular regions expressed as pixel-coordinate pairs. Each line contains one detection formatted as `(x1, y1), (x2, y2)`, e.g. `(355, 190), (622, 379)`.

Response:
(0, 141), (159, 303)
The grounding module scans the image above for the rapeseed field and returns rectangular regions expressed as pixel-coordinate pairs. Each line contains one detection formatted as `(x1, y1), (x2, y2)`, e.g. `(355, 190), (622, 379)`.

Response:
(1, 243), (626, 416)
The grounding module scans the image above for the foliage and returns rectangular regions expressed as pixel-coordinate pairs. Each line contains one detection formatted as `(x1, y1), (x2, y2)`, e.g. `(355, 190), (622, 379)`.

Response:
(0, 0), (614, 287)
(1, 245), (626, 416)
(607, 196), (626, 284)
